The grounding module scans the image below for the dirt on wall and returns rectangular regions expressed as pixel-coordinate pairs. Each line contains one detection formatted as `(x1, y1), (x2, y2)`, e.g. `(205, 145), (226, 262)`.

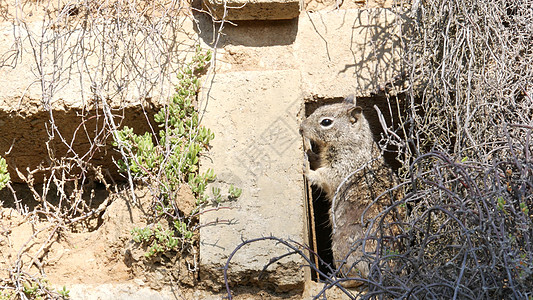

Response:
(0, 185), (207, 296)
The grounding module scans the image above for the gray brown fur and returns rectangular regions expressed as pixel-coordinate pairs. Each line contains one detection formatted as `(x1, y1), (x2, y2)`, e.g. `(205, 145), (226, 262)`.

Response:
(300, 96), (398, 286)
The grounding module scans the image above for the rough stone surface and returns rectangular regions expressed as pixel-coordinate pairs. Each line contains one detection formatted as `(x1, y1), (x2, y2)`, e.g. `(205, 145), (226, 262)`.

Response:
(303, 0), (396, 12)
(67, 284), (184, 300)
(202, 0), (300, 21)
(198, 8), (406, 98)
(295, 8), (405, 99)
(199, 70), (306, 291)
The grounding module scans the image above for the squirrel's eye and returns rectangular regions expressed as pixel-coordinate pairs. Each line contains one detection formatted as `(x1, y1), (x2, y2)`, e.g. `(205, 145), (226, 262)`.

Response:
(320, 118), (333, 127)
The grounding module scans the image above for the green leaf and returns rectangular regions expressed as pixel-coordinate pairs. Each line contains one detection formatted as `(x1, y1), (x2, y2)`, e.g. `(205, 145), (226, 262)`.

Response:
(0, 156), (9, 191)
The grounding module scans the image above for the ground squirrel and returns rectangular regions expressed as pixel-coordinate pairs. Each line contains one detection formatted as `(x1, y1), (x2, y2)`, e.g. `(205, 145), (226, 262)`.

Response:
(300, 96), (399, 286)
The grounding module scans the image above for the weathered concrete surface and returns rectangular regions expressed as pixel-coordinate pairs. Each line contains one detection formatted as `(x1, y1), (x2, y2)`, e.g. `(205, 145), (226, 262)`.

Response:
(199, 70), (306, 291)
(202, 0), (300, 20)
(303, 0), (397, 12)
(66, 283), (239, 300)
(199, 8), (406, 98)
(295, 8), (405, 99)
(67, 284), (178, 300)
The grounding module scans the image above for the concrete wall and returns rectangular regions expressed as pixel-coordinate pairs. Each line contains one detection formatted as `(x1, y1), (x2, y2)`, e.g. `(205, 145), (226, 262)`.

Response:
(0, 0), (406, 293)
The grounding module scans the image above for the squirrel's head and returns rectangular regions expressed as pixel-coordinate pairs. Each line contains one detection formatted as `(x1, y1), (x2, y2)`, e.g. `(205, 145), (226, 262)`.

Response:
(300, 95), (371, 147)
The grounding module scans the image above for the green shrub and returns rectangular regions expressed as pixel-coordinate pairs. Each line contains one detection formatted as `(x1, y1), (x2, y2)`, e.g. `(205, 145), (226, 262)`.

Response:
(115, 46), (241, 257)
(114, 46), (216, 208)
(0, 156), (9, 191)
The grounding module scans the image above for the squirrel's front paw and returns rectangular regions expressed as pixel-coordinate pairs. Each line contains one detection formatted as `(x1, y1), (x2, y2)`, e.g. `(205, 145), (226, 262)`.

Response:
(306, 149), (320, 170)
(305, 169), (321, 185)
(306, 149), (319, 162)
(303, 154), (311, 174)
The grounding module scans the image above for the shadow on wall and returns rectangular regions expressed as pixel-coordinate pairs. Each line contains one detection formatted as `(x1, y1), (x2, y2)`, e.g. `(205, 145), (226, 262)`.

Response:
(0, 181), (109, 224)
(192, 3), (299, 47)
(297, 8), (408, 96)
(344, 9), (408, 90)
(0, 105), (158, 184)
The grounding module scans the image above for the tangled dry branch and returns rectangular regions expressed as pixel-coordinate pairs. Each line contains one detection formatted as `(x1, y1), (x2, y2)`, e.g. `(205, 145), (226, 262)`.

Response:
(225, 0), (533, 298)
(400, 0), (533, 167)
(225, 132), (533, 299)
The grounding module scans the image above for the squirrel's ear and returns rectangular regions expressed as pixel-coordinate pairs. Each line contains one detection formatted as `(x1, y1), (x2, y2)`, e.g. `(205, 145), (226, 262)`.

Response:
(348, 106), (363, 123)
(344, 94), (356, 105)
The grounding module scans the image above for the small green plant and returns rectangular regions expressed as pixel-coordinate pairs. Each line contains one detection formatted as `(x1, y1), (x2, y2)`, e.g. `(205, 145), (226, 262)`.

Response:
(131, 223), (192, 258)
(212, 187), (222, 203)
(113, 47), (215, 209)
(0, 156), (9, 191)
(210, 184), (243, 204)
(0, 289), (15, 300)
(58, 286), (70, 298)
(520, 202), (529, 215)
(228, 184), (243, 199)
(0, 276), (69, 300)
(174, 220), (194, 240)
(22, 281), (40, 297)
(190, 169), (217, 205)
(386, 249), (400, 256)
(496, 197), (507, 214)
(131, 226), (154, 243)
(20, 278), (70, 300)
(117, 46), (241, 259)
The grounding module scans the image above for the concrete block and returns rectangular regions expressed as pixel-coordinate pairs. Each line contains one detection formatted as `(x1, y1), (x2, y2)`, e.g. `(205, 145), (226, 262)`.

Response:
(295, 8), (406, 98)
(202, 0), (300, 21)
(199, 8), (405, 98)
(199, 70), (306, 291)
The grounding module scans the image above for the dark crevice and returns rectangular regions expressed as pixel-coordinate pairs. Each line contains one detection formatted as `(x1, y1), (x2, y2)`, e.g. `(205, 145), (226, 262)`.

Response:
(311, 186), (335, 281)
